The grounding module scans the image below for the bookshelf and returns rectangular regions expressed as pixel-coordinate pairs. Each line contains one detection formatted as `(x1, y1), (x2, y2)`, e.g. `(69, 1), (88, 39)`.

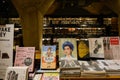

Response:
(42, 17), (118, 45)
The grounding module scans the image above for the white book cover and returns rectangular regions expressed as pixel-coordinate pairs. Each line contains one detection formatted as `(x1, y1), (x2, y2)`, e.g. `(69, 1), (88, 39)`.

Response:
(0, 24), (14, 79)
(14, 47), (35, 72)
(58, 38), (77, 60)
(4, 67), (28, 80)
(97, 60), (120, 71)
(89, 38), (104, 58)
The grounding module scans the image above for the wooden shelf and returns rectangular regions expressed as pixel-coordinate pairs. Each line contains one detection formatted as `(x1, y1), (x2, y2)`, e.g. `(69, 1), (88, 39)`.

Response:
(60, 75), (120, 80)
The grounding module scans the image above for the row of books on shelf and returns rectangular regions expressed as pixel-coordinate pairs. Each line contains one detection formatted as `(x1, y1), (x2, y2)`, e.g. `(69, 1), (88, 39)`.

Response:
(43, 17), (113, 25)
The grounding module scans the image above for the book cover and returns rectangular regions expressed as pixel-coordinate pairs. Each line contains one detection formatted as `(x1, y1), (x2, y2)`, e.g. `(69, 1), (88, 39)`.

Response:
(42, 72), (59, 80)
(97, 60), (120, 72)
(33, 74), (42, 80)
(109, 37), (120, 60)
(60, 60), (80, 69)
(58, 38), (77, 60)
(103, 37), (114, 59)
(77, 39), (89, 60)
(41, 45), (56, 69)
(81, 61), (106, 77)
(103, 36), (120, 60)
(4, 66), (28, 80)
(0, 24), (14, 79)
(14, 47), (35, 72)
(89, 38), (104, 58)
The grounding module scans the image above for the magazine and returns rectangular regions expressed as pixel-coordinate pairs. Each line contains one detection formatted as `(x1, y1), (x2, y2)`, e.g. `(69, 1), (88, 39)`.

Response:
(58, 38), (77, 60)
(89, 38), (104, 58)
(4, 66), (28, 80)
(14, 47), (35, 72)
(0, 24), (14, 79)
(77, 39), (89, 60)
(42, 72), (59, 80)
(109, 37), (120, 60)
(41, 45), (56, 69)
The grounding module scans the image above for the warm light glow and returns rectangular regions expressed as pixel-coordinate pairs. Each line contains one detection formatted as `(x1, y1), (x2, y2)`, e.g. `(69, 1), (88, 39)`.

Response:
(68, 28), (76, 32)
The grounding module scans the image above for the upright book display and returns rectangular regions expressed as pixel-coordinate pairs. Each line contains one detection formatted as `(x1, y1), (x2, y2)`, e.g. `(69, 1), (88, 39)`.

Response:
(89, 38), (104, 58)
(0, 24), (14, 79)
(41, 45), (57, 69)
(14, 47), (35, 72)
(4, 66), (28, 80)
(77, 39), (90, 60)
(103, 37), (113, 59)
(109, 37), (120, 60)
(58, 38), (77, 60)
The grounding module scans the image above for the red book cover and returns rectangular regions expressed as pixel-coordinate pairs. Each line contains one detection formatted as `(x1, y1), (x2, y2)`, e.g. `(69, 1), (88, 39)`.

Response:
(109, 37), (120, 60)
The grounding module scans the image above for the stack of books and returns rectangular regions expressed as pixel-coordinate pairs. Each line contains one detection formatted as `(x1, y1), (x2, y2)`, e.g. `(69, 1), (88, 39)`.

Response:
(60, 60), (81, 77)
(80, 60), (106, 77)
(97, 60), (120, 76)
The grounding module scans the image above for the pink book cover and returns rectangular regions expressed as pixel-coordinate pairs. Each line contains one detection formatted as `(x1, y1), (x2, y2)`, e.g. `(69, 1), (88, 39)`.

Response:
(14, 47), (35, 72)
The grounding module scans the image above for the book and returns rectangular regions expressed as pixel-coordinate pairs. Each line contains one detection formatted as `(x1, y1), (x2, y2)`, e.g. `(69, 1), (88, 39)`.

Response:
(103, 36), (120, 60)
(97, 60), (120, 71)
(42, 72), (59, 80)
(109, 37), (120, 60)
(0, 24), (14, 79)
(60, 60), (80, 69)
(77, 39), (89, 60)
(4, 66), (28, 80)
(89, 38), (104, 58)
(81, 61), (106, 77)
(36, 68), (60, 73)
(41, 45), (56, 69)
(14, 47), (35, 72)
(33, 74), (42, 80)
(103, 37), (113, 59)
(58, 38), (77, 61)
(60, 60), (81, 77)
(97, 60), (120, 76)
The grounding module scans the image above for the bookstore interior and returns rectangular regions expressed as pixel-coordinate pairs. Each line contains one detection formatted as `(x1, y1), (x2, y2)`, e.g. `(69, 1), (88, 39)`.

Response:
(1, 0), (120, 80)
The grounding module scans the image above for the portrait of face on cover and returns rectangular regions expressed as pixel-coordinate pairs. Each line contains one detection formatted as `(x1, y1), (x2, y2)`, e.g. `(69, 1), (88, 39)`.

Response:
(59, 38), (77, 60)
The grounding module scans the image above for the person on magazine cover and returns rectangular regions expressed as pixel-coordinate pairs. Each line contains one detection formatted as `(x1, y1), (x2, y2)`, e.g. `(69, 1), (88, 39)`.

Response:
(44, 47), (55, 63)
(62, 41), (74, 60)
(46, 47), (53, 57)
